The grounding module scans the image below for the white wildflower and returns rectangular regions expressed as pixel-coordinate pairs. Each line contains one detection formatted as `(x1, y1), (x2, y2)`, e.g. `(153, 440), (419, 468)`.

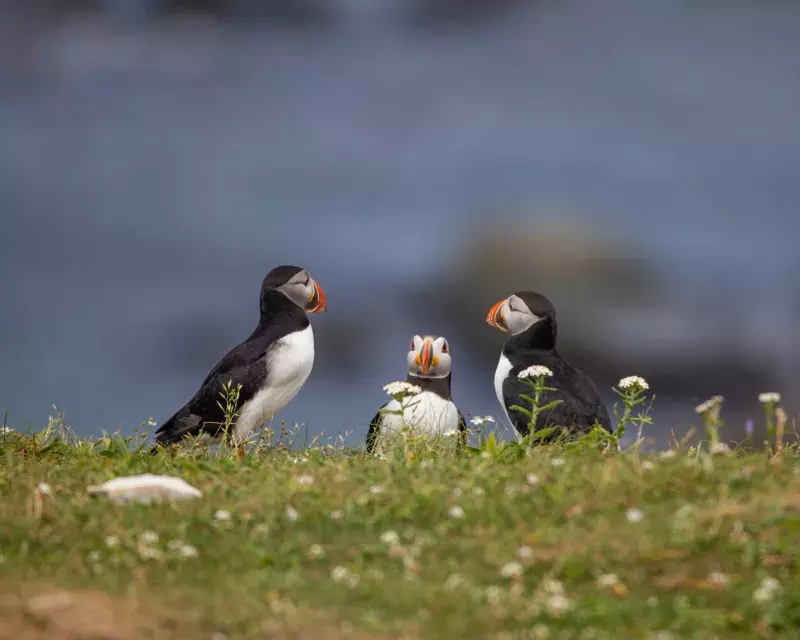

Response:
(330, 510), (343, 521)
(444, 573), (464, 591)
(470, 416), (496, 426)
(0, 426), (15, 435)
(626, 508), (645, 523)
(596, 573), (619, 588)
(500, 561), (524, 578)
(526, 473), (540, 486)
(485, 586), (503, 606)
(139, 546), (161, 560)
(369, 485), (384, 495)
(531, 625), (551, 639)
(330, 566), (359, 588)
(380, 531), (401, 546)
(296, 475), (314, 486)
(658, 450), (677, 460)
(443, 429), (458, 438)
(37, 482), (52, 496)
(105, 536), (119, 549)
(545, 593), (571, 616)
(214, 509), (232, 522)
(88, 550), (102, 563)
(753, 577), (780, 603)
(179, 545), (198, 558)
(516, 546), (535, 560)
(448, 505), (465, 519)
(618, 376), (649, 390)
(140, 531), (159, 544)
(285, 506), (299, 522)
(167, 540), (185, 552)
(710, 442), (731, 455)
(641, 461), (655, 471)
(383, 382), (422, 397)
(307, 544), (324, 559)
(759, 392), (781, 404)
(551, 457), (565, 468)
(518, 365), (553, 380)
(542, 578), (564, 595)
(695, 395), (724, 415)
(147, 417), (157, 428)
(419, 459), (432, 469)
(707, 572), (727, 588)
(330, 566), (350, 583)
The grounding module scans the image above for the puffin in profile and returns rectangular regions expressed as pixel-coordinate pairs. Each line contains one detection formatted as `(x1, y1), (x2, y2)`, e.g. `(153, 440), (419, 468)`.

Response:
(153, 265), (326, 449)
(485, 292), (611, 439)
(366, 335), (467, 455)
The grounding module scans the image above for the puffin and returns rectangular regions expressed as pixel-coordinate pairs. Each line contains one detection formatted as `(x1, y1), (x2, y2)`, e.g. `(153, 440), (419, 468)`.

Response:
(153, 265), (326, 449)
(485, 292), (611, 440)
(366, 335), (467, 455)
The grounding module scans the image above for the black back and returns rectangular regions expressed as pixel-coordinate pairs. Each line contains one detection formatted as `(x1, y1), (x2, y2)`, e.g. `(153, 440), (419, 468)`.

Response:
(154, 278), (308, 447)
(500, 292), (611, 439)
(365, 372), (467, 455)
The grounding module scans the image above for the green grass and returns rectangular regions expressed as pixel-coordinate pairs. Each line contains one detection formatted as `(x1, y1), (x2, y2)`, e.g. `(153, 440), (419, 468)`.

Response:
(1, 426), (800, 639)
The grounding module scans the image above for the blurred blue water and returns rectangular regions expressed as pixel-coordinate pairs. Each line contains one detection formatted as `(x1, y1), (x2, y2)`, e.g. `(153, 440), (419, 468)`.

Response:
(1, 0), (798, 444)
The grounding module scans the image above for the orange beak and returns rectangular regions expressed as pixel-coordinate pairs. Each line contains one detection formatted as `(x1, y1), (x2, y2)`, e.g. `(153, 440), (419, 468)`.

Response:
(306, 279), (327, 313)
(486, 299), (508, 332)
(415, 337), (436, 374)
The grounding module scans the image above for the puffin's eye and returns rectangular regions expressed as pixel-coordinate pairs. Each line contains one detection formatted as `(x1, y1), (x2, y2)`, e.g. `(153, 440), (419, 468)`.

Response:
(410, 339), (416, 350)
(441, 342), (449, 353)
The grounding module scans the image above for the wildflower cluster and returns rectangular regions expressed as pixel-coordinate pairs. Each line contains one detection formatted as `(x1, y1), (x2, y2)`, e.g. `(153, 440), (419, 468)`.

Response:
(618, 376), (649, 391)
(518, 365), (553, 380)
(513, 366), (562, 444)
(612, 376), (652, 444)
(759, 391), (782, 437)
(383, 382), (422, 398)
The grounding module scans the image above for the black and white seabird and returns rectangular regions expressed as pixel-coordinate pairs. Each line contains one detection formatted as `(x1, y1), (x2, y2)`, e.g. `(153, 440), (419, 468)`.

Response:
(485, 292), (611, 439)
(366, 335), (467, 455)
(153, 265), (327, 449)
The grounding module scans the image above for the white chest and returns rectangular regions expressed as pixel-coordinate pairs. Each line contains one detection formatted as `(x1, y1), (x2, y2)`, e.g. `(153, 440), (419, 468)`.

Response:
(233, 325), (315, 442)
(374, 391), (459, 452)
(494, 353), (514, 425)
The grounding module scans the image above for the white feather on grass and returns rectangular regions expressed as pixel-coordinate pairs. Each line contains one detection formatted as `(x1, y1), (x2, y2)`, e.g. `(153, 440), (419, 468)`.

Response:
(87, 474), (202, 503)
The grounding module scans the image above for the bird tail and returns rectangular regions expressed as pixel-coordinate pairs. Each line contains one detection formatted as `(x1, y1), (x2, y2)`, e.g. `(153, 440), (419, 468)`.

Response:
(148, 413), (177, 454)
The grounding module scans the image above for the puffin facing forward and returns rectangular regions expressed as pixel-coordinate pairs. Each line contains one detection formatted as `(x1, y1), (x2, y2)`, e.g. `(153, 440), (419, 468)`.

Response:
(154, 265), (326, 449)
(366, 335), (467, 455)
(486, 292), (611, 439)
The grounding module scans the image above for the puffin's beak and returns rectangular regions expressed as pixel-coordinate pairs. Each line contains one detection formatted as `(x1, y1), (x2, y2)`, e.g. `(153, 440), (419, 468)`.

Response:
(486, 299), (508, 332)
(414, 337), (437, 374)
(306, 279), (327, 313)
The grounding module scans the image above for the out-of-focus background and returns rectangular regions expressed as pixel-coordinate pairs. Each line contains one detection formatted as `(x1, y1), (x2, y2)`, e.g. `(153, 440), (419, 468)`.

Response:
(1, 0), (798, 447)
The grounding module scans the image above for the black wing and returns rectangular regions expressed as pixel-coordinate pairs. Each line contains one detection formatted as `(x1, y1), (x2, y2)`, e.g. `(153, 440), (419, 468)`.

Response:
(502, 362), (611, 440)
(365, 406), (386, 455)
(456, 409), (468, 453)
(154, 328), (276, 446)
(502, 375), (534, 437)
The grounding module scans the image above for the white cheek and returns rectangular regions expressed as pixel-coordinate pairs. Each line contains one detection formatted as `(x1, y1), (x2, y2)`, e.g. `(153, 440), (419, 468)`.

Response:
(508, 311), (540, 335)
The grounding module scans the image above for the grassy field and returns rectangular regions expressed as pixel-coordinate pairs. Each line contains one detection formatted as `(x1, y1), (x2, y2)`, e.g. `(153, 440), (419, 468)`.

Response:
(1, 416), (799, 640)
